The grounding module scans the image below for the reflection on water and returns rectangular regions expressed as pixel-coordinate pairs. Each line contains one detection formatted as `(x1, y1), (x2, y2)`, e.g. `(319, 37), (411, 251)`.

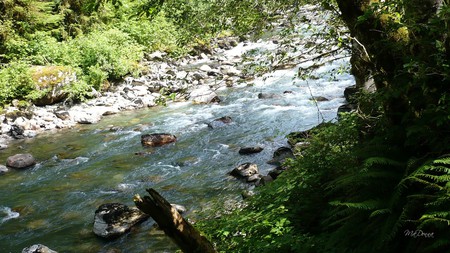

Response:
(0, 58), (353, 252)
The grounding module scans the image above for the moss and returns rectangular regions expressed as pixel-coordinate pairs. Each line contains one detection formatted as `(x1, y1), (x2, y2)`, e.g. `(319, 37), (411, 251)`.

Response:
(30, 65), (74, 88)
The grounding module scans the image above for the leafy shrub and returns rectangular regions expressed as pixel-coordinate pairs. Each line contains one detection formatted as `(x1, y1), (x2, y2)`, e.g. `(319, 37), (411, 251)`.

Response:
(116, 11), (182, 54)
(71, 28), (144, 89)
(0, 61), (34, 105)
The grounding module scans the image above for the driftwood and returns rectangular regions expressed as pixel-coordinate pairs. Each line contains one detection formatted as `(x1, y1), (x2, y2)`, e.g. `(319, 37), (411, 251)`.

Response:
(134, 188), (217, 253)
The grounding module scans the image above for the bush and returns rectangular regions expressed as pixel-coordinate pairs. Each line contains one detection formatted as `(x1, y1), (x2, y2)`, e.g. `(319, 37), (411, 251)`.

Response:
(116, 11), (182, 54)
(71, 28), (143, 90)
(0, 61), (34, 105)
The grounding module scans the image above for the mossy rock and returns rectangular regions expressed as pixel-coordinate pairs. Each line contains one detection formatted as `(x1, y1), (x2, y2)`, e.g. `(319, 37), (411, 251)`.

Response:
(29, 66), (77, 105)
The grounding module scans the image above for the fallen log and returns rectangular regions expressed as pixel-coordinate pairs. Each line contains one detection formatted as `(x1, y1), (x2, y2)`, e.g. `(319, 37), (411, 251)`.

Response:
(133, 188), (217, 253)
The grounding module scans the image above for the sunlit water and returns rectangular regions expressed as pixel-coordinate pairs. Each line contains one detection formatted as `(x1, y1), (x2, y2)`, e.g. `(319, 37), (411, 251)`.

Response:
(0, 52), (353, 252)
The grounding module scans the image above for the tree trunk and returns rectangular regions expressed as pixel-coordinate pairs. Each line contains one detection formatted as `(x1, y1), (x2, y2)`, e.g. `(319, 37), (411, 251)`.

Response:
(134, 188), (217, 253)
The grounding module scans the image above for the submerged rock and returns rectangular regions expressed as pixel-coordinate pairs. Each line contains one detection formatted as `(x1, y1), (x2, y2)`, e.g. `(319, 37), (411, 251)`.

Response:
(239, 146), (264, 155)
(141, 133), (177, 147)
(93, 203), (149, 239)
(257, 93), (281, 99)
(207, 116), (232, 128)
(22, 244), (58, 253)
(6, 153), (36, 169)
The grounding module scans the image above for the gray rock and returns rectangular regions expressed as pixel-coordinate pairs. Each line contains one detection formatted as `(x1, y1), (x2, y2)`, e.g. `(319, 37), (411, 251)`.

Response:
(22, 244), (57, 253)
(0, 165), (9, 174)
(230, 163), (259, 178)
(189, 86), (220, 104)
(93, 203), (149, 239)
(6, 153), (36, 169)
(72, 112), (101, 124)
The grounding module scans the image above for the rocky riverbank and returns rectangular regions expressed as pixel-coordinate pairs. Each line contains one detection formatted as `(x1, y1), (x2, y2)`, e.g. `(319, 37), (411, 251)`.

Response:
(0, 5), (348, 151)
(0, 35), (243, 149)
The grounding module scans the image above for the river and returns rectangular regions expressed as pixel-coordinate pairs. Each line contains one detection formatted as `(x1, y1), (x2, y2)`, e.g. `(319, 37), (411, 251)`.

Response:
(0, 16), (354, 253)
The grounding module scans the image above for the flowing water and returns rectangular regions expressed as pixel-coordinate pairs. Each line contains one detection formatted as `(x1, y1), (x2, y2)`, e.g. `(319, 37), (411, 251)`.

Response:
(0, 44), (354, 252)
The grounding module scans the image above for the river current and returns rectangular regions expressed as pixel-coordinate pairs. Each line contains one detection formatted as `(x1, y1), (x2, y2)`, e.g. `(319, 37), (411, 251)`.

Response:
(0, 38), (354, 252)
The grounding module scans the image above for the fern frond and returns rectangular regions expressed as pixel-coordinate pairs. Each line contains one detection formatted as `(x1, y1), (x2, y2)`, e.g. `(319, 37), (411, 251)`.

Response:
(329, 199), (380, 210)
(418, 217), (450, 227)
(420, 212), (450, 221)
(369, 208), (391, 218)
(433, 156), (450, 166)
(363, 156), (404, 169)
(417, 173), (450, 184)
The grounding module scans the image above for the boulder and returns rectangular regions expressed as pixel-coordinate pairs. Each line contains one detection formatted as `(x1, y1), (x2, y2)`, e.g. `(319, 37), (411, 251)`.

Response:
(6, 153), (36, 169)
(141, 133), (177, 147)
(30, 66), (77, 106)
(0, 165), (9, 174)
(344, 85), (358, 103)
(337, 103), (357, 114)
(268, 167), (285, 180)
(189, 86), (221, 104)
(267, 147), (294, 166)
(239, 146), (264, 155)
(230, 163), (259, 178)
(207, 116), (232, 128)
(72, 111), (102, 124)
(22, 244), (57, 253)
(93, 203), (149, 239)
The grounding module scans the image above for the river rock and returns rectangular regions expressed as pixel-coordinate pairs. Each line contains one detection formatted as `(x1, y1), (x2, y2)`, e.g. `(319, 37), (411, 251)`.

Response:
(6, 153), (36, 169)
(230, 163), (259, 178)
(93, 203), (149, 239)
(72, 111), (102, 124)
(312, 96), (329, 102)
(189, 85), (221, 104)
(141, 133), (177, 147)
(22, 244), (58, 253)
(30, 66), (77, 106)
(0, 165), (9, 174)
(337, 103), (357, 114)
(239, 146), (264, 155)
(257, 93), (281, 99)
(267, 147), (294, 165)
(207, 116), (232, 128)
(268, 167), (286, 180)
(9, 125), (25, 139)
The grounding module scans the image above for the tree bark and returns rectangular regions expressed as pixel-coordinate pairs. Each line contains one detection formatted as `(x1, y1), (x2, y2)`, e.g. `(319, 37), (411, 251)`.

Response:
(134, 188), (217, 253)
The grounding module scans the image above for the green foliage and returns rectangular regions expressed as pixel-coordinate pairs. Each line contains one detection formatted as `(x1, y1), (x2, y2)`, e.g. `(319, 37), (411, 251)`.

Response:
(0, 61), (34, 105)
(71, 28), (143, 89)
(198, 175), (308, 253)
(116, 11), (182, 54)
